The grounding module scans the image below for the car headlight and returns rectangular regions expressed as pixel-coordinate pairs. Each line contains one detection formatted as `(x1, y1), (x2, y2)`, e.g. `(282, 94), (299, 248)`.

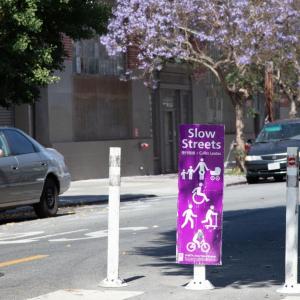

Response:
(245, 155), (262, 161)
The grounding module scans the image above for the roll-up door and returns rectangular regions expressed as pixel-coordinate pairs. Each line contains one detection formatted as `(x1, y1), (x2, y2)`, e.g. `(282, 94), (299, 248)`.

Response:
(0, 107), (14, 127)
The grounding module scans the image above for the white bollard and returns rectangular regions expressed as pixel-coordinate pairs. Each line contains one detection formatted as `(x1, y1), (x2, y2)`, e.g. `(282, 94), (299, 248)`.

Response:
(277, 147), (300, 294)
(100, 147), (127, 288)
(185, 265), (214, 290)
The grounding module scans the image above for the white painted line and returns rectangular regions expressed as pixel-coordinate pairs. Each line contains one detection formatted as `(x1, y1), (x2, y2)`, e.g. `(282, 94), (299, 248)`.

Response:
(0, 230), (88, 245)
(49, 230), (108, 242)
(120, 227), (148, 231)
(0, 232), (44, 241)
(50, 227), (148, 242)
(0, 227), (149, 244)
(30, 229), (88, 240)
(28, 289), (144, 300)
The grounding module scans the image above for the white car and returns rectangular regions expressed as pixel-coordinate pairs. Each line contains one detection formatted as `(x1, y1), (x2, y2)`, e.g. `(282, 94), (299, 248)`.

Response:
(0, 127), (71, 217)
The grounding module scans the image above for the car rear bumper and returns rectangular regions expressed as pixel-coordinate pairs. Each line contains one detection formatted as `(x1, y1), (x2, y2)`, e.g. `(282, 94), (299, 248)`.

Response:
(59, 172), (71, 194)
(245, 160), (288, 178)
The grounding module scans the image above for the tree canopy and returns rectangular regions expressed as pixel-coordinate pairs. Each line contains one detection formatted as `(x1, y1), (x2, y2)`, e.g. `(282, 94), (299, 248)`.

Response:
(0, 0), (111, 107)
(102, 0), (299, 170)
(102, 0), (299, 100)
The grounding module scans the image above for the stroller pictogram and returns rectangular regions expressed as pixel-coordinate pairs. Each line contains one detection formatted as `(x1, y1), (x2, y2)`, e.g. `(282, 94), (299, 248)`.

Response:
(210, 167), (221, 181)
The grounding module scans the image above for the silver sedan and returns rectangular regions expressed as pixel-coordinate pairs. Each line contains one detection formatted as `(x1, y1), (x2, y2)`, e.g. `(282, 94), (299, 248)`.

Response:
(0, 127), (71, 217)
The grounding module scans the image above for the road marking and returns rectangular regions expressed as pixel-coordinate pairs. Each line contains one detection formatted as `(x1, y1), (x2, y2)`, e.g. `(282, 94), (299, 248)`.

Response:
(0, 255), (48, 268)
(30, 229), (88, 240)
(0, 230), (88, 245)
(50, 227), (148, 242)
(0, 227), (149, 244)
(28, 289), (144, 300)
(120, 227), (148, 231)
(0, 232), (44, 241)
(49, 230), (108, 242)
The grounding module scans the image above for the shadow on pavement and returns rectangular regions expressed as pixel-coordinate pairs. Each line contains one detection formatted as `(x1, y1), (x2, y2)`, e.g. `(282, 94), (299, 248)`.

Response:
(0, 194), (155, 225)
(134, 206), (288, 288)
(59, 194), (156, 207)
(124, 275), (146, 283)
(0, 209), (74, 225)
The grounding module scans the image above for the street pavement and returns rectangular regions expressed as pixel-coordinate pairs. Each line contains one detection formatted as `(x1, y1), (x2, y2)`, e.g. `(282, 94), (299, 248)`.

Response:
(0, 174), (299, 300)
(59, 174), (247, 207)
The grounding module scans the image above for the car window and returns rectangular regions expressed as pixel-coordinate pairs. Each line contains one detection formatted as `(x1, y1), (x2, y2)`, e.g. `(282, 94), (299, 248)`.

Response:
(3, 129), (36, 155)
(256, 123), (300, 142)
(0, 133), (10, 156)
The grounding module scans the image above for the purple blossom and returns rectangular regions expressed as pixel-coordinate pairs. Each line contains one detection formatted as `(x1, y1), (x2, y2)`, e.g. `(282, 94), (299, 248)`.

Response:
(101, 0), (299, 91)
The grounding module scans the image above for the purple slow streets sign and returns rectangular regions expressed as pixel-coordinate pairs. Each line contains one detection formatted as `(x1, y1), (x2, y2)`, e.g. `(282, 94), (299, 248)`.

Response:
(176, 124), (225, 265)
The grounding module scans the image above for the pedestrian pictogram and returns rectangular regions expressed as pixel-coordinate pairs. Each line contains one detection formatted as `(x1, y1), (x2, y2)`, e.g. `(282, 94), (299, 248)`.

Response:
(181, 205), (197, 229)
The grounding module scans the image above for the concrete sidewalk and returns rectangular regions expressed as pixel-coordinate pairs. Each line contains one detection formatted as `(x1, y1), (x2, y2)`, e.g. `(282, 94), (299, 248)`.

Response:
(60, 174), (246, 207)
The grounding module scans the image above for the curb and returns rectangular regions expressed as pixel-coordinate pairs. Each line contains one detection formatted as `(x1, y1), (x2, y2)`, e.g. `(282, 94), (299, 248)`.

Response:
(225, 180), (247, 187)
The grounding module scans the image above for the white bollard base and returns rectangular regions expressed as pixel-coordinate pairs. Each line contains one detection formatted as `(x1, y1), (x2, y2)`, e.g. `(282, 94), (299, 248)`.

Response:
(99, 278), (128, 288)
(277, 283), (300, 294)
(185, 279), (214, 290)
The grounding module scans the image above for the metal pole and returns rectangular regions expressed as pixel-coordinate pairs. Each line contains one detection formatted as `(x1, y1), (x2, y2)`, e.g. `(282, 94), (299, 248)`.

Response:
(277, 147), (300, 294)
(186, 265), (214, 290)
(100, 147), (127, 288)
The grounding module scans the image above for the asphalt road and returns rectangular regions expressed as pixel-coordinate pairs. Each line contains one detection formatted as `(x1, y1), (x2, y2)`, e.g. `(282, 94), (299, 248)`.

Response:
(0, 180), (296, 300)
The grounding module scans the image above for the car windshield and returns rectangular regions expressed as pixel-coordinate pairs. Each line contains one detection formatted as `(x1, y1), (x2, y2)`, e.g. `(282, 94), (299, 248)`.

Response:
(256, 123), (300, 143)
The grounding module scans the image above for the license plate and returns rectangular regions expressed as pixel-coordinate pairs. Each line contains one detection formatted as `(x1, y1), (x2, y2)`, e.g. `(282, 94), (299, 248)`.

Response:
(268, 162), (280, 170)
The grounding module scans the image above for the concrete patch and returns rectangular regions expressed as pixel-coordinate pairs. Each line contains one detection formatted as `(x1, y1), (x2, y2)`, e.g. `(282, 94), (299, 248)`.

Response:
(28, 289), (144, 300)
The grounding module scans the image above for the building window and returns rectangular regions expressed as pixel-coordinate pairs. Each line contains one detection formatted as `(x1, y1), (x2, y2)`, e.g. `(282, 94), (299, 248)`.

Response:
(73, 38), (124, 76)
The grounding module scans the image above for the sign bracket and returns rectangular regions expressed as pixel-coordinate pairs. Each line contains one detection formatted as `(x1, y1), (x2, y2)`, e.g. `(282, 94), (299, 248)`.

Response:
(186, 265), (214, 290)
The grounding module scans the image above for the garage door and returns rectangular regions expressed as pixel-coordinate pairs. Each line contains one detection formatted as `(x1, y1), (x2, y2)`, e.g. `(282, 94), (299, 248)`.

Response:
(0, 107), (14, 127)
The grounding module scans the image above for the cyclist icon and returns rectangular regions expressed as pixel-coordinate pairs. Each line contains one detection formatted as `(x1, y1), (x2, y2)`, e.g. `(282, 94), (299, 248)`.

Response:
(192, 183), (210, 205)
(186, 229), (210, 253)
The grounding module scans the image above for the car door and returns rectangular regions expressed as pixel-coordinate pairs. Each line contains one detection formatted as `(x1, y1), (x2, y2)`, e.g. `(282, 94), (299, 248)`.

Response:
(0, 132), (20, 204)
(3, 129), (48, 202)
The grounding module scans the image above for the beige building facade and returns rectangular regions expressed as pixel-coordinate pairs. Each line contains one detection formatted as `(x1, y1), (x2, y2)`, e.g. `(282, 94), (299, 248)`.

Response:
(1, 39), (265, 180)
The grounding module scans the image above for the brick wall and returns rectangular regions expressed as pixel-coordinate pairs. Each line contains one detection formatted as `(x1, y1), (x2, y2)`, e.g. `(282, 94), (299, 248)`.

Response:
(62, 34), (73, 61)
(127, 45), (139, 69)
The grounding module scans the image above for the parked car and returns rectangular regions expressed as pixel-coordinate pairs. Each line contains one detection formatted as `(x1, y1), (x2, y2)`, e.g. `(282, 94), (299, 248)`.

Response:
(245, 119), (300, 184)
(0, 127), (71, 217)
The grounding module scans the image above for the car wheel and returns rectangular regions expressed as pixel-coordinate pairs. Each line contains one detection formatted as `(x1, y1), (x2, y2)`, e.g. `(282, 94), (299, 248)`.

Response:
(34, 177), (58, 218)
(274, 175), (284, 182)
(246, 176), (259, 184)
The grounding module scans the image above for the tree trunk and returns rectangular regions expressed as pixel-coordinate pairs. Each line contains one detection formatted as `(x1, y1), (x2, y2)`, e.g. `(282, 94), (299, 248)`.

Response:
(265, 62), (274, 122)
(289, 97), (297, 119)
(217, 69), (246, 172)
(234, 99), (246, 172)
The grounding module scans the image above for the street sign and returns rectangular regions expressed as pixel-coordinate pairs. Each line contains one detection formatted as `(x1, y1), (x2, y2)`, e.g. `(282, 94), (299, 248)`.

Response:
(288, 156), (296, 167)
(176, 124), (225, 266)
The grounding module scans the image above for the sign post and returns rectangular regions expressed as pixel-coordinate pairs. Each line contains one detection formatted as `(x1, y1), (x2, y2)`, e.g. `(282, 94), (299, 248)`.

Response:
(176, 124), (225, 290)
(100, 147), (127, 288)
(277, 147), (300, 294)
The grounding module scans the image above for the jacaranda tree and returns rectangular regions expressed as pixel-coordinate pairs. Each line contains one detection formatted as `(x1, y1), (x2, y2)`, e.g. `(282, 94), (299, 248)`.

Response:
(101, 0), (299, 170)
